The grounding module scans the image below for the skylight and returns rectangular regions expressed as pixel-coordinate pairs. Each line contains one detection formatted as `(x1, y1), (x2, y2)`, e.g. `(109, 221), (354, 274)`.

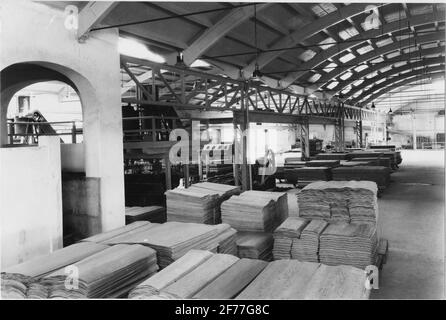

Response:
(319, 37), (335, 50)
(323, 62), (338, 73)
(356, 45), (374, 55)
(327, 81), (339, 89)
(338, 27), (359, 40)
(339, 52), (356, 64)
(118, 37), (166, 63)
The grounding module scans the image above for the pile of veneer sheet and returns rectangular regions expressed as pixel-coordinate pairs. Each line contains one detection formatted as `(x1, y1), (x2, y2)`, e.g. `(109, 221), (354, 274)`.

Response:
(125, 206), (166, 224)
(285, 167), (332, 187)
(315, 153), (349, 161)
(319, 222), (378, 269)
(346, 151), (384, 161)
(332, 166), (391, 189)
(297, 181), (378, 224)
(41, 244), (158, 298)
(2, 242), (109, 279)
(351, 157), (391, 168)
(272, 217), (309, 260)
(221, 191), (287, 233)
(1, 273), (34, 299)
(305, 160), (340, 168)
(340, 160), (372, 167)
(235, 260), (369, 299)
(291, 220), (329, 262)
(284, 157), (306, 168)
(84, 221), (236, 268)
(236, 232), (273, 261)
(129, 250), (268, 300)
(165, 183), (241, 224)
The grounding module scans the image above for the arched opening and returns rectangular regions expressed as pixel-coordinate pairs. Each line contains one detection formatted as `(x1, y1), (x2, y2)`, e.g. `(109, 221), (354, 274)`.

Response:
(1, 62), (100, 249)
(6, 80), (83, 145)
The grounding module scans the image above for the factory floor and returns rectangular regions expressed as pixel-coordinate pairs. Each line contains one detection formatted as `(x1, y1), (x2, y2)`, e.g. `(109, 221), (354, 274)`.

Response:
(285, 149), (444, 299)
(371, 150), (445, 299)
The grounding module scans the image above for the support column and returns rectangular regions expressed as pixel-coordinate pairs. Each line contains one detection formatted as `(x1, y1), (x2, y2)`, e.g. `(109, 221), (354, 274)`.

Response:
(334, 117), (345, 152)
(412, 113), (417, 150)
(355, 120), (363, 148)
(300, 117), (310, 160)
(240, 84), (251, 191)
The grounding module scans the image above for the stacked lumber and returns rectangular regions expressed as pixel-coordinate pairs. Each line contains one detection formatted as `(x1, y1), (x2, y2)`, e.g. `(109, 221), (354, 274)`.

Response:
(143, 254), (239, 299)
(319, 223), (378, 269)
(221, 191), (285, 233)
(315, 153), (349, 161)
(236, 232), (273, 261)
(291, 220), (328, 262)
(235, 260), (369, 299)
(284, 157), (306, 168)
(3, 242), (109, 279)
(165, 183), (241, 224)
(340, 160), (372, 167)
(240, 190), (289, 223)
(272, 217), (309, 260)
(285, 167), (332, 187)
(0, 273), (34, 299)
(125, 206), (166, 224)
(351, 157), (391, 168)
(332, 166), (391, 189)
(96, 221), (233, 268)
(42, 244), (158, 298)
(165, 188), (219, 224)
(346, 151), (384, 161)
(306, 160), (340, 168)
(297, 181), (378, 224)
(213, 224), (238, 256)
(193, 258), (268, 299)
(129, 250), (214, 299)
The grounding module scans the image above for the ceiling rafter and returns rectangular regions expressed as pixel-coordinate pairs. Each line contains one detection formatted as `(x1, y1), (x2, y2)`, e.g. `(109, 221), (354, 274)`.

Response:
(317, 31), (445, 90)
(352, 66), (445, 104)
(344, 58), (445, 100)
(333, 47), (445, 95)
(242, 3), (389, 80)
(281, 10), (445, 88)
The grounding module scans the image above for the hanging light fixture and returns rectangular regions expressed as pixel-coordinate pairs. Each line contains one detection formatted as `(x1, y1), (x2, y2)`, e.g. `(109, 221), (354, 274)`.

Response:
(388, 108), (393, 113)
(251, 4), (264, 82)
(371, 102), (376, 109)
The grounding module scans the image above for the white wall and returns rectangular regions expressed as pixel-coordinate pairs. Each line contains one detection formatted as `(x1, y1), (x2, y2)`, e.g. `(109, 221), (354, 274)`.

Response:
(0, 137), (62, 268)
(1, 0), (125, 232)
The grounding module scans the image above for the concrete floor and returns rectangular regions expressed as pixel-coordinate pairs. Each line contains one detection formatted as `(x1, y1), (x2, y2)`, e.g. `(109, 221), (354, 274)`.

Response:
(284, 150), (445, 299)
(371, 150), (445, 299)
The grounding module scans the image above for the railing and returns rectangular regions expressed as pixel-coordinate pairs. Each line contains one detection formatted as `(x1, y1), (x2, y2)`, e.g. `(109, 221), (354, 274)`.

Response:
(7, 120), (82, 145)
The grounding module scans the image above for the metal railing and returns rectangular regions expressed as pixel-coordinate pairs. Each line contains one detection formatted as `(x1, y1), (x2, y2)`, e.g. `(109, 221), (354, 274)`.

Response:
(7, 120), (83, 145)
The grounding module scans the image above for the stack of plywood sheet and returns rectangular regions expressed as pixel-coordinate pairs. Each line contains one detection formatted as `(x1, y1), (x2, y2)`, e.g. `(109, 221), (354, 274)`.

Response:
(235, 260), (369, 299)
(130, 251), (239, 299)
(305, 160), (340, 168)
(340, 160), (372, 167)
(285, 167), (332, 187)
(236, 232), (273, 261)
(3, 242), (109, 279)
(213, 224), (238, 256)
(165, 183), (241, 224)
(332, 166), (391, 189)
(221, 191), (282, 233)
(272, 217), (309, 260)
(165, 188), (220, 224)
(129, 250), (214, 299)
(125, 206), (166, 224)
(95, 221), (234, 268)
(346, 151), (384, 161)
(284, 157), (306, 168)
(239, 190), (289, 224)
(291, 220), (328, 262)
(319, 222), (378, 269)
(41, 244), (158, 298)
(298, 181), (378, 224)
(351, 157), (391, 168)
(315, 153), (349, 161)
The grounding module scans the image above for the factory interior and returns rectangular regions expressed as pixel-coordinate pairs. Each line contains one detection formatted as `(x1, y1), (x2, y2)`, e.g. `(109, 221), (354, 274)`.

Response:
(0, 0), (444, 300)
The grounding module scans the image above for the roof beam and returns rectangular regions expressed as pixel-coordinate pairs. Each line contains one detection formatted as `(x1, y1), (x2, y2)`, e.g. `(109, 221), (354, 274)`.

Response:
(344, 58), (445, 100)
(281, 11), (446, 89)
(242, 3), (389, 79)
(317, 31), (445, 90)
(78, 1), (117, 41)
(333, 47), (445, 95)
(182, 3), (271, 66)
(352, 67), (445, 105)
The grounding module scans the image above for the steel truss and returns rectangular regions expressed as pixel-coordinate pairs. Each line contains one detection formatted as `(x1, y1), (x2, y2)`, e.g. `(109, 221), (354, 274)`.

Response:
(120, 55), (378, 122)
